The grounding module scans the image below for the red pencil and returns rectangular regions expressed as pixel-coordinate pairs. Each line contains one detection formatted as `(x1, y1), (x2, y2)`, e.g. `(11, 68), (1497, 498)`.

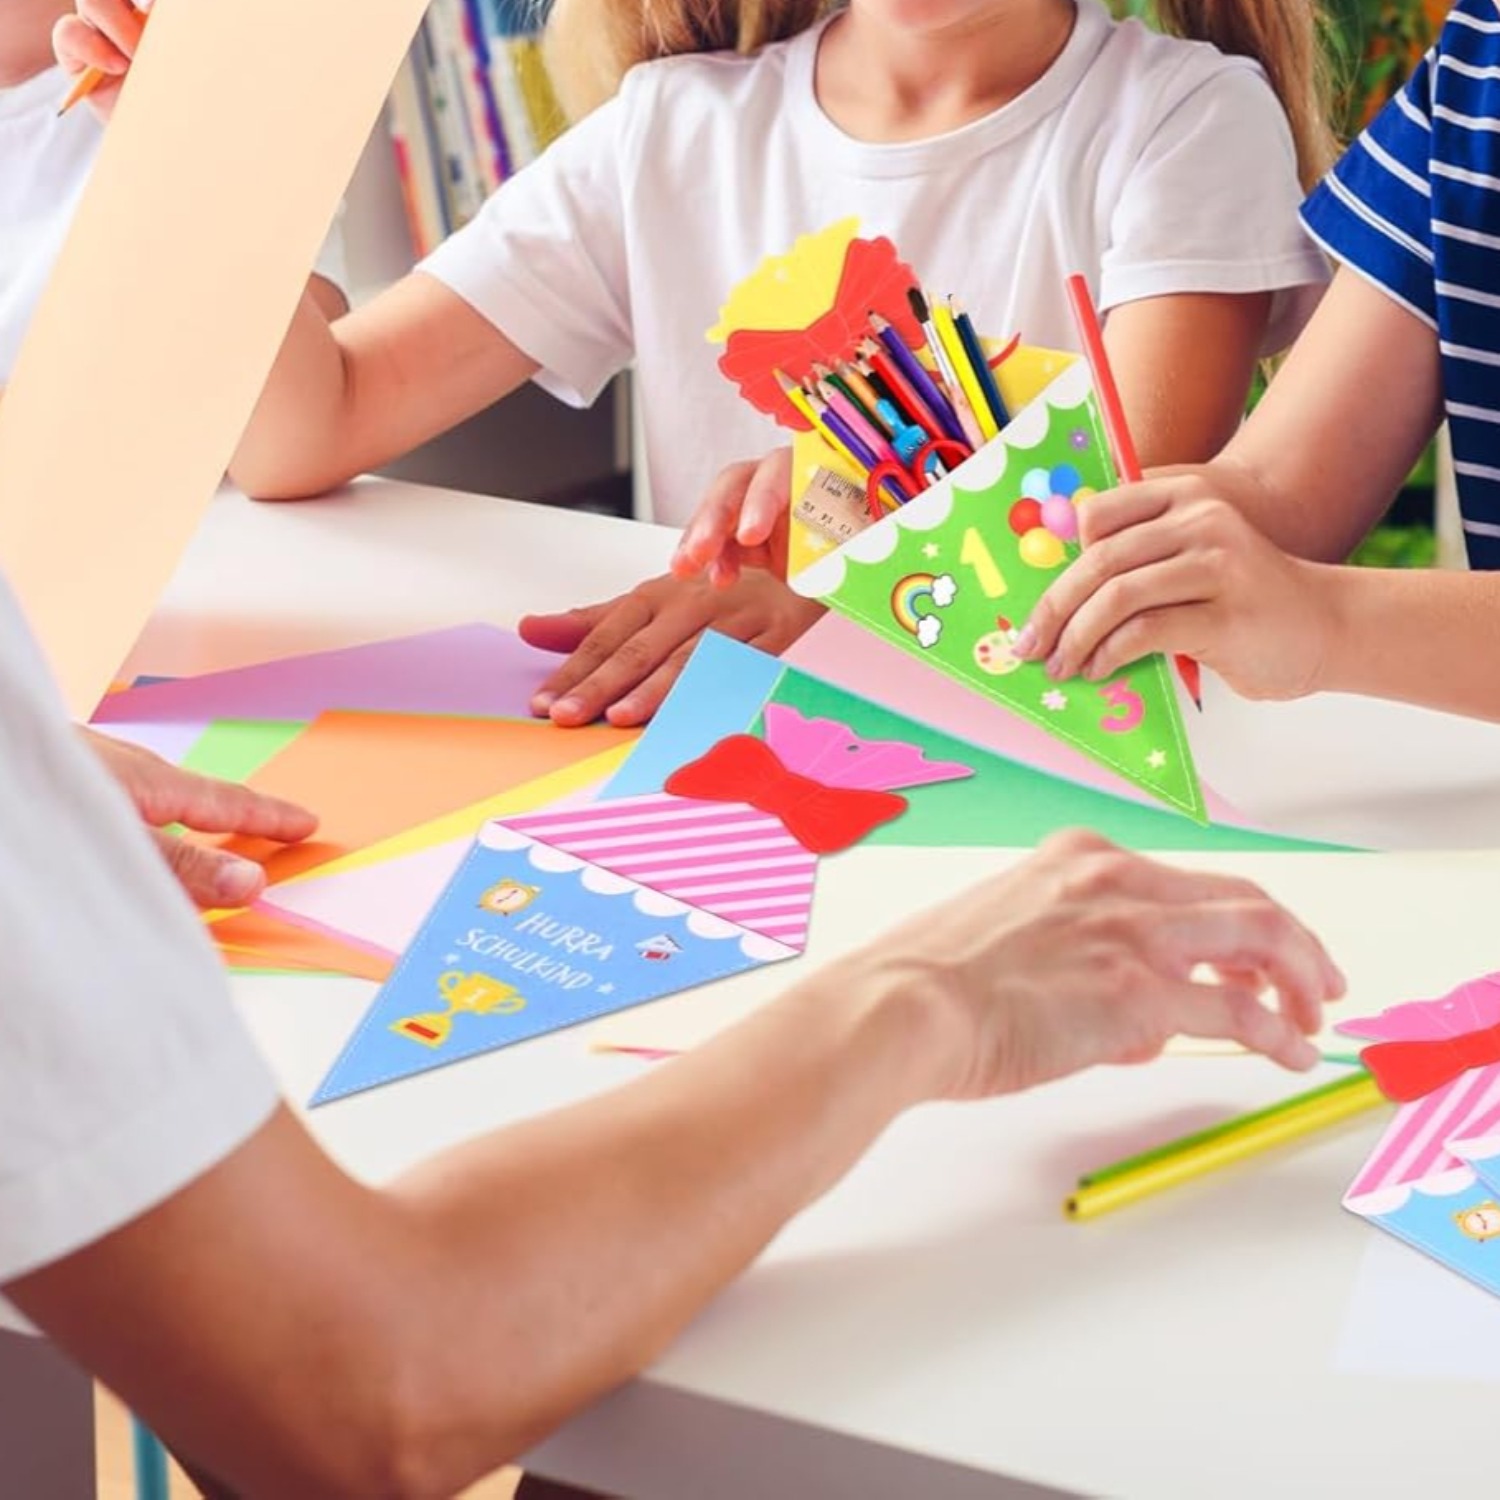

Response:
(860, 338), (942, 442)
(1064, 274), (1203, 711)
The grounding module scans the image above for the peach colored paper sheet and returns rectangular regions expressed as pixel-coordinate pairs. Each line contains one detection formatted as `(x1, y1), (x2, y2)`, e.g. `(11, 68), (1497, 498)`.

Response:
(0, 0), (430, 716)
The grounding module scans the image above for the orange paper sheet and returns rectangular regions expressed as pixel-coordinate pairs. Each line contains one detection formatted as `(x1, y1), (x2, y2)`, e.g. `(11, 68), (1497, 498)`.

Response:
(0, 0), (430, 716)
(217, 914), (394, 983)
(209, 711), (637, 886)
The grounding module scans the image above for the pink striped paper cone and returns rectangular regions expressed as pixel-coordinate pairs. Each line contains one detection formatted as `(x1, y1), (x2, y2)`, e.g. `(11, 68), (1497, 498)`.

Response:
(505, 793), (815, 951)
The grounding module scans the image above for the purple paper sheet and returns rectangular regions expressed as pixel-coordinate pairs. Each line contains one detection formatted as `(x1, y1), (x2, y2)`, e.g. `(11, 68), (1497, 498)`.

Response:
(93, 625), (557, 727)
(88, 719), (208, 764)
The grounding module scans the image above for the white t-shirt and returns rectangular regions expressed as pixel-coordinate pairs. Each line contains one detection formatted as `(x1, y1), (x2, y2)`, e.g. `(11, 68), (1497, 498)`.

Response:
(0, 65), (347, 382)
(0, 578), (277, 1325)
(421, 0), (1329, 527)
(0, 66), (102, 382)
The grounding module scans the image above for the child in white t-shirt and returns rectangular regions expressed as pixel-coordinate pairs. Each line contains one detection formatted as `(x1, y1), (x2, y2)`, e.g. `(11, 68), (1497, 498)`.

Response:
(2, 0), (347, 387)
(57, 0), (1331, 726)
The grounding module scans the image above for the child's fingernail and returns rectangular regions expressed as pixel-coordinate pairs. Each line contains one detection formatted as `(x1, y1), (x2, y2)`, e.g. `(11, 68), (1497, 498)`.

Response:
(1014, 625), (1038, 658)
(1046, 653), (1066, 680)
(552, 696), (583, 721)
(531, 692), (555, 714)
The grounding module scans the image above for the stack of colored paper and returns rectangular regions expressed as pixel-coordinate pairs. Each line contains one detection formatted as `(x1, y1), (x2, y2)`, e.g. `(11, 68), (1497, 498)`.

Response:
(91, 623), (640, 978)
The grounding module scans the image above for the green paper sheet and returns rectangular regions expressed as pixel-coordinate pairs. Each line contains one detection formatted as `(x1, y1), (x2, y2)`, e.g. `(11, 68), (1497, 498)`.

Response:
(182, 719), (306, 782)
(764, 672), (1340, 853)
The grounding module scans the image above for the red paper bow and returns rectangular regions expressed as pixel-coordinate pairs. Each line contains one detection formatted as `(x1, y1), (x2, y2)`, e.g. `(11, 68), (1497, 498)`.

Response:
(717, 236), (924, 430)
(665, 735), (906, 854)
(1362, 1020), (1500, 1101)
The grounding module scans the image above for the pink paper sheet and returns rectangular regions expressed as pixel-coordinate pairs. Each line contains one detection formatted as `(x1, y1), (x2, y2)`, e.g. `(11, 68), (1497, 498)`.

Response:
(93, 624), (558, 727)
(261, 836), (472, 954)
(785, 614), (1257, 829)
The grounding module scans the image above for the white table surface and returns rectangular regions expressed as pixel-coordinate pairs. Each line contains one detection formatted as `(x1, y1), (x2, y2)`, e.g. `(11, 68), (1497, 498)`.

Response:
(129, 480), (1500, 1498)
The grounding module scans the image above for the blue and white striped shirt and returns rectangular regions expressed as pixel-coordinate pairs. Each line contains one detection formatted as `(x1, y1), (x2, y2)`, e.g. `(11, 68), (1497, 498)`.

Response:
(1302, 0), (1500, 568)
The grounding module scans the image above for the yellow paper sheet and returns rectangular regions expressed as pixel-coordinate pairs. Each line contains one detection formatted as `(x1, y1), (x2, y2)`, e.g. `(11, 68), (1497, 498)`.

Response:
(0, 0), (428, 717)
(591, 848), (1500, 1058)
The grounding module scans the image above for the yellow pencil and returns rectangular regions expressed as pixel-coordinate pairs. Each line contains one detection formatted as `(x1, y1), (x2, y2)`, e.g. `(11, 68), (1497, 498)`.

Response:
(931, 296), (998, 442)
(775, 369), (868, 478)
(1065, 1072), (1387, 1221)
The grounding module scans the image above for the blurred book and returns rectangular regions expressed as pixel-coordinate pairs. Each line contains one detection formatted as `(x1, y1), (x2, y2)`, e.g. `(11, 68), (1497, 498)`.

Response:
(385, 0), (565, 258)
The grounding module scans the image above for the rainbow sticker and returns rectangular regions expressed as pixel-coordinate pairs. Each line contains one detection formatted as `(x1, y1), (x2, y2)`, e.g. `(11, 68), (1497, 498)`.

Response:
(890, 572), (957, 649)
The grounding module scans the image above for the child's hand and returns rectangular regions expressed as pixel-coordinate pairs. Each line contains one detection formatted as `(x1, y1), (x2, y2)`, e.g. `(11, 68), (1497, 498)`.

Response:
(673, 447), (794, 586)
(520, 570), (824, 727)
(1016, 468), (1337, 701)
(54, 0), (148, 121)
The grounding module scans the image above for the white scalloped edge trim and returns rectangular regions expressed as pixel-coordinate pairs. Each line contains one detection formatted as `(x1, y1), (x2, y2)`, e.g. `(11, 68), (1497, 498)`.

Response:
(479, 822), (794, 960)
(1451, 1131), (1500, 1164)
(792, 361), (1094, 599)
(1344, 1163), (1478, 1215)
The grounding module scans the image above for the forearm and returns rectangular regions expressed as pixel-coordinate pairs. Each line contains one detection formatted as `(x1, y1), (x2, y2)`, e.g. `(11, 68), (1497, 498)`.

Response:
(230, 288), (358, 499)
(230, 272), (537, 502)
(14, 966), (946, 1499)
(391, 962), (947, 1490)
(1315, 563), (1500, 718)
(1209, 272), (1444, 562)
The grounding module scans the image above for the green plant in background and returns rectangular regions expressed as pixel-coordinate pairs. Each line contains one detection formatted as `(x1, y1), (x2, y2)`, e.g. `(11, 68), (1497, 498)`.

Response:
(1323, 0), (1434, 138)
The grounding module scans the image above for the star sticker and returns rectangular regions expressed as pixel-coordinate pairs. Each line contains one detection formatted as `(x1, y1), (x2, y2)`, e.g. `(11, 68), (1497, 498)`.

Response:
(1146, 749), (1168, 770)
(1041, 689), (1068, 712)
(598, 983), (615, 995)
(922, 542), (941, 560)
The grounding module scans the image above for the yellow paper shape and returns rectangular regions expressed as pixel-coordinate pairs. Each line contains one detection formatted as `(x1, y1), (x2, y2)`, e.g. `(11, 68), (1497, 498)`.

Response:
(0, 0), (429, 717)
(706, 218), (860, 343)
(787, 342), (1078, 576)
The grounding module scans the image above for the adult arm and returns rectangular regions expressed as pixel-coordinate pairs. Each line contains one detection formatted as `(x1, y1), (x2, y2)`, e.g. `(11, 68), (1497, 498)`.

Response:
(8, 834), (1340, 1500)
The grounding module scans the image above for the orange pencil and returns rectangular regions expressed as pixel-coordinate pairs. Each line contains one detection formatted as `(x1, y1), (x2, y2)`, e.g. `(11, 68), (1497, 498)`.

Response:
(57, 1), (150, 117)
(1064, 273), (1204, 711)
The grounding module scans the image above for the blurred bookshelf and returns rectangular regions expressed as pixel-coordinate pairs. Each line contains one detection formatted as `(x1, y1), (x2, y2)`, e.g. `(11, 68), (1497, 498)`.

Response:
(338, 0), (633, 519)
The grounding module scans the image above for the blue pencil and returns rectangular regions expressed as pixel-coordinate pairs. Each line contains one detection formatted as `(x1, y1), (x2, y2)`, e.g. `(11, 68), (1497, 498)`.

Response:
(951, 299), (1009, 430)
(869, 313), (966, 445)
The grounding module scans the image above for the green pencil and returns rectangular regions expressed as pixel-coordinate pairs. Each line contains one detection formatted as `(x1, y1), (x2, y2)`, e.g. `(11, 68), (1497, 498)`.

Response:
(1077, 1066), (1372, 1188)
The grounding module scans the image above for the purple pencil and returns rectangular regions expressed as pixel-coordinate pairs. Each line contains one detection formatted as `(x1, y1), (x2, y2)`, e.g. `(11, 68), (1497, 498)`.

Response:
(815, 395), (911, 507)
(869, 312), (965, 445)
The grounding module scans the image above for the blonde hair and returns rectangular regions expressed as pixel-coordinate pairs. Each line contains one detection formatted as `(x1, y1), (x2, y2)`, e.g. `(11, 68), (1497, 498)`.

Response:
(1152, 0), (1336, 187)
(545, 0), (1334, 188)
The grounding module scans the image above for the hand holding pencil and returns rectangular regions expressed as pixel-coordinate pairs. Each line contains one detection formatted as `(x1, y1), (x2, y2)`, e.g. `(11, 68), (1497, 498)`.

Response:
(54, 0), (151, 119)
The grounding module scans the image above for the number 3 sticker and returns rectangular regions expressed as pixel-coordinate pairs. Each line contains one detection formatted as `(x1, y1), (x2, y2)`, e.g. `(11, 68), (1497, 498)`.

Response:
(1098, 680), (1144, 734)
